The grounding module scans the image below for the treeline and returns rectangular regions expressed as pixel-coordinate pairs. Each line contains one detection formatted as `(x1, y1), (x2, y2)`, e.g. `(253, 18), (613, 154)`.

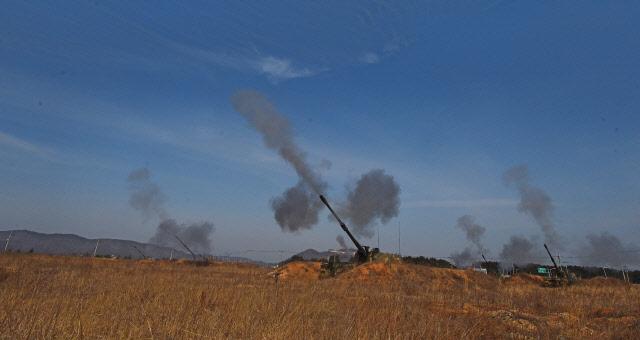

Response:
(402, 257), (639, 283)
(401, 256), (455, 269)
(494, 263), (639, 283)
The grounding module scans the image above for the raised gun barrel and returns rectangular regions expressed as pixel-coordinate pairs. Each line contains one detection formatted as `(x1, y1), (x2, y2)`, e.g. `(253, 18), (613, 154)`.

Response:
(132, 245), (147, 259)
(174, 235), (197, 261)
(481, 253), (489, 266)
(319, 194), (368, 262)
(543, 243), (560, 274)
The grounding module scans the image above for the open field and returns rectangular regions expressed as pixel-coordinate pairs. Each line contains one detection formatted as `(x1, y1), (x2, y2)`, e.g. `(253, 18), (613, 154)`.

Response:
(0, 253), (638, 339)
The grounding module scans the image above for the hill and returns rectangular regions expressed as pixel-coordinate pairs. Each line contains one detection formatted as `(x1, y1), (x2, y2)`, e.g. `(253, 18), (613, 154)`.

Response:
(291, 248), (355, 262)
(0, 229), (265, 265)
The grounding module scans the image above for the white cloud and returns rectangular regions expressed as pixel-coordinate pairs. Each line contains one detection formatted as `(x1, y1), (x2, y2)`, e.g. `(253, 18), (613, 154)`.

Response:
(159, 37), (322, 82)
(359, 52), (381, 64)
(255, 56), (317, 82)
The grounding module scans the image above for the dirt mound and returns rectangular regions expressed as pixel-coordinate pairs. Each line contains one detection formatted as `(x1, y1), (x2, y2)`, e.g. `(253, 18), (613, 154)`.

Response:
(503, 273), (546, 286)
(274, 261), (501, 288)
(339, 262), (395, 281)
(276, 261), (321, 280)
(337, 262), (497, 289)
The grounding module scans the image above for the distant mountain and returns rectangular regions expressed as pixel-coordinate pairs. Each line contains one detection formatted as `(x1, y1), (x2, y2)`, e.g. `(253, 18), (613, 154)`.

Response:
(293, 248), (355, 262)
(0, 229), (268, 265)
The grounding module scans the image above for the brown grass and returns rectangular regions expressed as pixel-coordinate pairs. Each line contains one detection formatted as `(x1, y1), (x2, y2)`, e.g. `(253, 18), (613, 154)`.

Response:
(0, 253), (638, 339)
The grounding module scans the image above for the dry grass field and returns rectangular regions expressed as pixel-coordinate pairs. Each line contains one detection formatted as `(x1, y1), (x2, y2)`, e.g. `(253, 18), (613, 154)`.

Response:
(0, 253), (638, 339)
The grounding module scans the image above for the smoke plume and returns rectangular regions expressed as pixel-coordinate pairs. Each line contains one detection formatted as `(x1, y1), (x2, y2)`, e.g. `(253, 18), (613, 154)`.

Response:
(336, 235), (348, 249)
(149, 219), (215, 255)
(499, 235), (537, 264)
(232, 90), (401, 236)
(232, 90), (327, 232)
(127, 167), (215, 254)
(270, 181), (323, 232)
(578, 232), (640, 268)
(503, 165), (561, 248)
(127, 168), (167, 220)
(455, 215), (486, 253)
(341, 169), (400, 238)
(449, 215), (487, 267)
(231, 90), (326, 192)
(451, 247), (475, 267)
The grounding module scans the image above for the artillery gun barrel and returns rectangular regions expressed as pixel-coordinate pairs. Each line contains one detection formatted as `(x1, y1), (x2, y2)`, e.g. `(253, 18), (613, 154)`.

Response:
(543, 243), (560, 272)
(174, 235), (197, 261)
(319, 194), (366, 258)
(132, 245), (147, 259)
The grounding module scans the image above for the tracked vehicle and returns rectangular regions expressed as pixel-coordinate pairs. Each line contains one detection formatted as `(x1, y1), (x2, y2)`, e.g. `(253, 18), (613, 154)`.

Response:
(319, 195), (380, 277)
(542, 243), (577, 287)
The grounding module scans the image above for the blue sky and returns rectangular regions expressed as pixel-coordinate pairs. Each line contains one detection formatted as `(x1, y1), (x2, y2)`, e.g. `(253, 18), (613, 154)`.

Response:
(1, 1), (639, 263)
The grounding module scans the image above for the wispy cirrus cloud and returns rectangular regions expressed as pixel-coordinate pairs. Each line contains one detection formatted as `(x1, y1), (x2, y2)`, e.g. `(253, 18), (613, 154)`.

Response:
(0, 131), (54, 159)
(159, 38), (322, 83)
(0, 71), (295, 178)
(404, 198), (518, 209)
(255, 56), (320, 82)
(359, 52), (381, 64)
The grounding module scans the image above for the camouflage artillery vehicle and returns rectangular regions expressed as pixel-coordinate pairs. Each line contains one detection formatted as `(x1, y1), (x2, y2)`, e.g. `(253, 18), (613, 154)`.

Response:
(542, 243), (577, 287)
(318, 195), (380, 277)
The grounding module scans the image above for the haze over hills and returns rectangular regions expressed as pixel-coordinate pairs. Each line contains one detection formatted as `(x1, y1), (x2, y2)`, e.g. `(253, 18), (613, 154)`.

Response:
(0, 229), (362, 266)
(293, 248), (355, 262)
(0, 229), (267, 265)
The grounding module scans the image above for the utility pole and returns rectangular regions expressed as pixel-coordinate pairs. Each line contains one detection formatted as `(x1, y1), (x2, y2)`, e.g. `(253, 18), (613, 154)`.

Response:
(93, 239), (100, 257)
(397, 220), (401, 257)
(169, 249), (174, 261)
(377, 225), (380, 249)
(622, 266), (629, 283)
(4, 231), (13, 253)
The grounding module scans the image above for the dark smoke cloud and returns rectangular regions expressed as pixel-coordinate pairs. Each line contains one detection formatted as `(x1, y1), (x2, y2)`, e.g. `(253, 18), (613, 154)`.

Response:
(318, 159), (332, 171)
(127, 167), (167, 220)
(341, 169), (400, 238)
(578, 232), (640, 268)
(451, 247), (475, 267)
(450, 215), (486, 267)
(271, 181), (323, 232)
(149, 219), (215, 255)
(503, 165), (562, 248)
(232, 90), (327, 232)
(232, 91), (401, 236)
(231, 90), (326, 192)
(499, 235), (537, 264)
(455, 215), (486, 253)
(336, 235), (348, 249)
(127, 168), (215, 254)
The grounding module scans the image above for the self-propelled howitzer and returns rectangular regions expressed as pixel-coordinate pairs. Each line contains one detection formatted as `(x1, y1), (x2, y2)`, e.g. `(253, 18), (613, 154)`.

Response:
(543, 243), (576, 286)
(543, 243), (561, 274)
(319, 194), (378, 263)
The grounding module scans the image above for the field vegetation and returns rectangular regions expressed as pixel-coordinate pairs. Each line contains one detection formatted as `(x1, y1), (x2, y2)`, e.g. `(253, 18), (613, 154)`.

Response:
(0, 253), (638, 339)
